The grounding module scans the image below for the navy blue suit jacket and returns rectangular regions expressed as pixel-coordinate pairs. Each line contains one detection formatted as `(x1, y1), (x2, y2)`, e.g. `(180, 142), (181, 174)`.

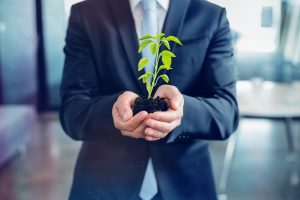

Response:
(60, 0), (239, 199)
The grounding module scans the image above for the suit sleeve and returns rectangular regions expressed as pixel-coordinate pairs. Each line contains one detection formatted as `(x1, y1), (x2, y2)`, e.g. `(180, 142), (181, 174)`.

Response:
(167, 8), (239, 143)
(59, 5), (122, 141)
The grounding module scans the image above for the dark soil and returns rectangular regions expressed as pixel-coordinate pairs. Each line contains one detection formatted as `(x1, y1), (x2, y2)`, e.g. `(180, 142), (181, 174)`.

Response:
(132, 96), (169, 115)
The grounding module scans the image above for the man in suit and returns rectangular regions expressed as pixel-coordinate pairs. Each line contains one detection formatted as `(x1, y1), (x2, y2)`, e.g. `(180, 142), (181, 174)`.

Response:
(60, 0), (239, 199)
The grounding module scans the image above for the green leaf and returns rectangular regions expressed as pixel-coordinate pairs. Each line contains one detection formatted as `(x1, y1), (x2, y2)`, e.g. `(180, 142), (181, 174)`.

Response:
(146, 81), (152, 98)
(138, 74), (146, 83)
(139, 34), (152, 40)
(138, 40), (152, 53)
(138, 72), (152, 83)
(160, 50), (176, 57)
(159, 33), (165, 39)
(162, 55), (172, 68)
(153, 32), (164, 39)
(167, 36), (183, 46)
(138, 58), (149, 71)
(160, 74), (169, 83)
(158, 65), (172, 71)
(138, 74), (145, 80)
(163, 40), (170, 50)
(150, 43), (158, 55)
(144, 72), (152, 82)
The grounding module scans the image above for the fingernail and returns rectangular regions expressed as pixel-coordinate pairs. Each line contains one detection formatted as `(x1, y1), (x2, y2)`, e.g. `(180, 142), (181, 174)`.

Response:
(141, 111), (148, 117)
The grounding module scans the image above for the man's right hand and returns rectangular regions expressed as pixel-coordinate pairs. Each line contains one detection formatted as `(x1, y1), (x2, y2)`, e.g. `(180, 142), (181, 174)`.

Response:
(112, 91), (148, 139)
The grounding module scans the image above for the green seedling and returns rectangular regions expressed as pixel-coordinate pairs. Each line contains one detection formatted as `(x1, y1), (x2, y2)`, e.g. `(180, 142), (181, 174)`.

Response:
(137, 33), (183, 99)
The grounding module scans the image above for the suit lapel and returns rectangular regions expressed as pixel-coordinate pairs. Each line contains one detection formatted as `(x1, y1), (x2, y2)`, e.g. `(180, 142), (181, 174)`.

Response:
(157, 0), (191, 87)
(109, 0), (146, 95)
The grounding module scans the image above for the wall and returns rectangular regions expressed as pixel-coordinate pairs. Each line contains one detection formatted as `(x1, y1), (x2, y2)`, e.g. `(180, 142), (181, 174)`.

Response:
(42, 0), (66, 107)
(0, 0), (38, 104)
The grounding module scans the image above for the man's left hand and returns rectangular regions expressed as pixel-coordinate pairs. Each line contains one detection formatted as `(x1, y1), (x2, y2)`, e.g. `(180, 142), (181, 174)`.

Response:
(144, 85), (184, 141)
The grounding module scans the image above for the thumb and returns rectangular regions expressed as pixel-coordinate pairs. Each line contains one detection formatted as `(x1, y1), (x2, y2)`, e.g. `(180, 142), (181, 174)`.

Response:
(121, 108), (132, 121)
(116, 104), (132, 121)
(117, 92), (137, 121)
(154, 86), (180, 110)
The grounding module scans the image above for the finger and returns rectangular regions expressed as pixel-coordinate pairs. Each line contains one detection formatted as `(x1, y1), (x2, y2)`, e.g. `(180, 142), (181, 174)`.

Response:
(148, 110), (183, 123)
(144, 135), (161, 141)
(145, 119), (176, 134)
(154, 86), (182, 110)
(145, 127), (168, 139)
(112, 104), (123, 129)
(114, 109), (147, 132)
(116, 93), (138, 121)
(121, 120), (149, 139)
(115, 101), (133, 122)
(122, 111), (148, 132)
(119, 107), (133, 122)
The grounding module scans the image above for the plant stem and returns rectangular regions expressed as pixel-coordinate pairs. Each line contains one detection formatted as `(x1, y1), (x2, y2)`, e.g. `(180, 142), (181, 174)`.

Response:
(148, 39), (162, 99)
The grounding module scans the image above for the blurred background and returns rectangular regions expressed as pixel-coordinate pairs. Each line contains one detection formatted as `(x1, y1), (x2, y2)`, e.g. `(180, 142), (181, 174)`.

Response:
(0, 0), (299, 199)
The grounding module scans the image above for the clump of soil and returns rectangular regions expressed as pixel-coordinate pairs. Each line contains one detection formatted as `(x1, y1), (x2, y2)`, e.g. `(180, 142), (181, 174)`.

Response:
(132, 96), (169, 115)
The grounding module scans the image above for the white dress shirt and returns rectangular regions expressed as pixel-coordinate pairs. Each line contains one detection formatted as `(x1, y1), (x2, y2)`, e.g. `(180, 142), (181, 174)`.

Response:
(129, 0), (170, 38)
